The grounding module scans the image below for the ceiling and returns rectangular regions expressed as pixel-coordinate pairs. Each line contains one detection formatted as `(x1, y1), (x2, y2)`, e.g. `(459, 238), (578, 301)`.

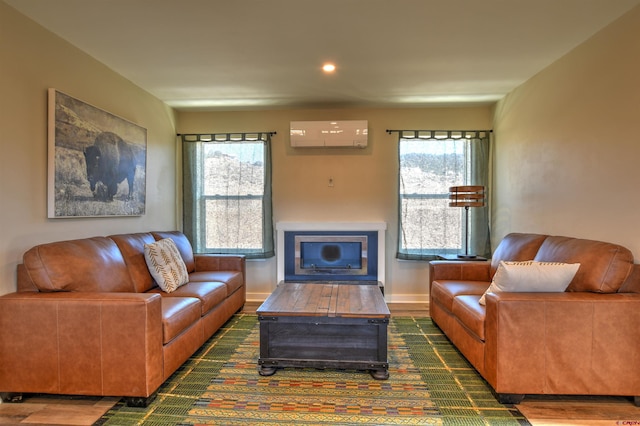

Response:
(6, 0), (640, 111)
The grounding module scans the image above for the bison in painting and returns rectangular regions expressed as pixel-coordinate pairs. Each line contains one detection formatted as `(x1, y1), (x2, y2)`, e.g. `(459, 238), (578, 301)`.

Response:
(83, 132), (136, 201)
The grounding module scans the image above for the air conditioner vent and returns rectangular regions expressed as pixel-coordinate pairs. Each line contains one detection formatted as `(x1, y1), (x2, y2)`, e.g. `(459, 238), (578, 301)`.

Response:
(290, 120), (368, 148)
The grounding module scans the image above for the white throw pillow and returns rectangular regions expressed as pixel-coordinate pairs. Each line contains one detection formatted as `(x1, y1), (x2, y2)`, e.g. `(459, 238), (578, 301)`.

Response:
(478, 260), (580, 305)
(144, 238), (189, 293)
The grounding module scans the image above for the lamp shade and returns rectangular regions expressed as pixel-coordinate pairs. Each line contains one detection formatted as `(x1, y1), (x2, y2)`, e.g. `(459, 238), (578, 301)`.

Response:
(448, 185), (485, 208)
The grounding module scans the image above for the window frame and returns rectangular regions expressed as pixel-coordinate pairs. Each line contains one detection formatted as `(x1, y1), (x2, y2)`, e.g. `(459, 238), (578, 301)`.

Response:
(181, 133), (274, 259)
(395, 130), (491, 261)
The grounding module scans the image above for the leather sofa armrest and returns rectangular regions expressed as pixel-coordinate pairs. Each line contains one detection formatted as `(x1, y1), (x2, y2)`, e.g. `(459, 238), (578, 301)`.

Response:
(483, 291), (640, 396)
(0, 292), (164, 398)
(194, 254), (246, 274)
(429, 260), (491, 282)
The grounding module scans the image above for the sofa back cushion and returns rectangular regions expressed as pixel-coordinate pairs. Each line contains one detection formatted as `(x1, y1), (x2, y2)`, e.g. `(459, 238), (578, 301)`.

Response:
(22, 237), (134, 292)
(152, 231), (196, 273)
(619, 264), (640, 293)
(109, 232), (157, 293)
(533, 236), (633, 293)
(490, 233), (548, 277)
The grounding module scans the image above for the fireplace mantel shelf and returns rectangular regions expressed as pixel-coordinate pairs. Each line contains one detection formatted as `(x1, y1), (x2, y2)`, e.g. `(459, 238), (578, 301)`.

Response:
(276, 221), (387, 231)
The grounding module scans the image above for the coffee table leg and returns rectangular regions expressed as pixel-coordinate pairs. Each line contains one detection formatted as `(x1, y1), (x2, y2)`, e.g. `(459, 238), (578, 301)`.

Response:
(258, 365), (277, 376)
(370, 368), (389, 380)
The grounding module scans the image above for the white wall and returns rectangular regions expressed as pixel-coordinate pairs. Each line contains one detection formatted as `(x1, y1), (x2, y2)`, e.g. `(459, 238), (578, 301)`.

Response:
(0, 2), (178, 295)
(492, 5), (640, 257)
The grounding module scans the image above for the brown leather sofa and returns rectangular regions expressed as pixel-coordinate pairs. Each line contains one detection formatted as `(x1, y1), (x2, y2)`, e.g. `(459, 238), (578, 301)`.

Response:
(0, 231), (245, 406)
(429, 233), (640, 406)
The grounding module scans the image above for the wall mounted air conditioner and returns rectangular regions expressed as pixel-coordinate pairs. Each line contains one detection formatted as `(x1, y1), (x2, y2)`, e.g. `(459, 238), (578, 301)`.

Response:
(290, 120), (368, 148)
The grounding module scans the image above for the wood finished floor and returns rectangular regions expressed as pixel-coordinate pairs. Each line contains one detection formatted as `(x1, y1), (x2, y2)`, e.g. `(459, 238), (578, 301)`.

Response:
(0, 302), (637, 425)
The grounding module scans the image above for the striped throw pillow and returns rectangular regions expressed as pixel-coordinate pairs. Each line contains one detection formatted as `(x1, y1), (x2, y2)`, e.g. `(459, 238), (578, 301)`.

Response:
(144, 238), (189, 292)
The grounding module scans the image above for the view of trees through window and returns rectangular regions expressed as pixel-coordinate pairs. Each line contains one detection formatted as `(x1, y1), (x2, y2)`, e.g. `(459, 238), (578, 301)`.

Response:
(203, 142), (265, 252)
(399, 138), (468, 256)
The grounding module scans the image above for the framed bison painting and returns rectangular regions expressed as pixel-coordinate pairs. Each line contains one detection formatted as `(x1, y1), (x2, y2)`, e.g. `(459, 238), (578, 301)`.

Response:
(47, 89), (147, 217)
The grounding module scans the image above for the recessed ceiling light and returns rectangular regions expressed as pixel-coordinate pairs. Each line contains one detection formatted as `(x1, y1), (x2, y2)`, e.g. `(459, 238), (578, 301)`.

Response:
(322, 63), (336, 73)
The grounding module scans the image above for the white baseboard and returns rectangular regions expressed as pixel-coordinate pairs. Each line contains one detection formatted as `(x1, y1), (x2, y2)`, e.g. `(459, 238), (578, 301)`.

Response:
(246, 292), (271, 303)
(383, 294), (429, 303)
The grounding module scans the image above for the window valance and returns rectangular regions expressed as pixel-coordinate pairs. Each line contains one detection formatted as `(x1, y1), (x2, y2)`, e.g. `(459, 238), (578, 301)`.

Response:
(179, 132), (275, 143)
(386, 129), (491, 140)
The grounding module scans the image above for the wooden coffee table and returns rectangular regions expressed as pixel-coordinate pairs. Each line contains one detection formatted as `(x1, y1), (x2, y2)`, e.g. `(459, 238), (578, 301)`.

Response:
(256, 282), (390, 379)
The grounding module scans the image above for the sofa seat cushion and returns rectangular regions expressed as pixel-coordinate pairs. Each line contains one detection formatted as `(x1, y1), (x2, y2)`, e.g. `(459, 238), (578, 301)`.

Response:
(188, 271), (244, 294)
(451, 295), (486, 341)
(431, 280), (489, 313)
(150, 281), (227, 315)
(161, 297), (201, 344)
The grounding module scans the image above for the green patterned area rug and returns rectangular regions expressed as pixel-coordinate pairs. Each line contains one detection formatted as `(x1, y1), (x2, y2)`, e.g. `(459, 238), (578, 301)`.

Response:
(96, 314), (529, 425)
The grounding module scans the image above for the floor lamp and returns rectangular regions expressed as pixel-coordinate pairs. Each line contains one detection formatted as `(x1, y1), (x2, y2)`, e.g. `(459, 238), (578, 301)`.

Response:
(449, 185), (485, 259)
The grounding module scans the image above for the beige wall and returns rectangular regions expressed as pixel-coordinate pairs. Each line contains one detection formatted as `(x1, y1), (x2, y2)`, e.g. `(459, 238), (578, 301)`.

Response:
(492, 5), (640, 258)
(1, 0), (492, 302)
(0, 2), (178, 295)
(177, 107), (492, 301)
(6, 0), (638, 302)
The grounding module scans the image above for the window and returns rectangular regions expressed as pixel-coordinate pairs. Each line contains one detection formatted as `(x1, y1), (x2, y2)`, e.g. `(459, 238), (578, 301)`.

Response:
(396, 130), (490, 260)
(182, 133), (274, 259)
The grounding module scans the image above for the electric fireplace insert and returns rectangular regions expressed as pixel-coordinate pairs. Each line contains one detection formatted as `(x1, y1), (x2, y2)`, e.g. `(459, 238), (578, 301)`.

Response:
(283, 230), (378, 282)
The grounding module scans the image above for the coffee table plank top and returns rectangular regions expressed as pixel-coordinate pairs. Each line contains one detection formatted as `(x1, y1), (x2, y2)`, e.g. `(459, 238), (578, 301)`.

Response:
(257, 282), (389, 319)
